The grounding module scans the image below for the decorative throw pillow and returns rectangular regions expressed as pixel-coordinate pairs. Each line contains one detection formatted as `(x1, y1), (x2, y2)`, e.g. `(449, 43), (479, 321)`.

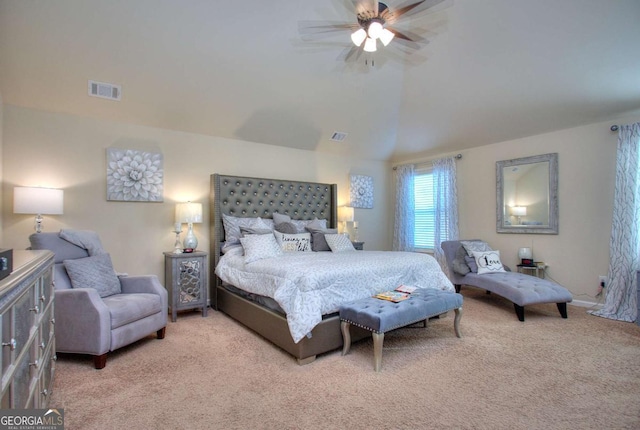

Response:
(272, 212), (291, 225)
(464, 256), (479, 273)
(222, 214), (271, 247)
(63, 253), (121, 298)
(452, 245), (471, 275)
(306, 227), (338, 251)
(240, 234), (283, 263)
(274, 222), (298, 234)
(325, 234), (356, 252)
(472, 250), (506, 275)
(460, 240), (493, 257)
(274, 232), (312, 252)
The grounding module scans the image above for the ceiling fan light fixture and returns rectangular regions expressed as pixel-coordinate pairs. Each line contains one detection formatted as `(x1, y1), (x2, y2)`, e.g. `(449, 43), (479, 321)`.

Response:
(351, 28), (367, 47)
(363, 37), (377, 52)
(367, 20), (383, 39)
(379, 28), (395, 46)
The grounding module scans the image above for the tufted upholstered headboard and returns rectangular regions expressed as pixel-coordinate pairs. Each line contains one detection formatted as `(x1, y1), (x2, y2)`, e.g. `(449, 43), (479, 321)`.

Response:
(209, 174), (338, 291)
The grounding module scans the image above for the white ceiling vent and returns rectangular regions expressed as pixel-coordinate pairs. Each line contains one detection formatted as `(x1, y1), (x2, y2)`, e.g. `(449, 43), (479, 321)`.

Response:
(330, 131), (348, 142)
(88, 80), (121, 101)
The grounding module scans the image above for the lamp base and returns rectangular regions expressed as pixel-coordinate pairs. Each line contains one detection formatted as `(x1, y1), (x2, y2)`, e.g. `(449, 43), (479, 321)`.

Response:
(183, 223), (198, 250)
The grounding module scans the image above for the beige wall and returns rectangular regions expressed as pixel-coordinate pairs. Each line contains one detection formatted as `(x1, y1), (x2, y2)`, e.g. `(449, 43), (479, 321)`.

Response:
(0, 93), (3, 244)
(1, 106), (391, 279)
(454, 114), (640, 304)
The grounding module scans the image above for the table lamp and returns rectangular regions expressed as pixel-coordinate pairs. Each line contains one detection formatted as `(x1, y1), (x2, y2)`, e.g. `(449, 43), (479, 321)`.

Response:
(13, 187), (64, 233)
(338, 206), (354, 236)
(176, 202), (203, 251)
(511, 206), (527, 224)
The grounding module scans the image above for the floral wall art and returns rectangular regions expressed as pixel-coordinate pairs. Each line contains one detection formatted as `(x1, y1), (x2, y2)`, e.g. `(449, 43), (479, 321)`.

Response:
(106, 148), (164, 202)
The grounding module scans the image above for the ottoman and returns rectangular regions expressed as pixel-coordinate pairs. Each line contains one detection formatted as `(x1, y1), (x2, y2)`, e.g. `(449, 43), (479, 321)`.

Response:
(340, 289), (463, 371)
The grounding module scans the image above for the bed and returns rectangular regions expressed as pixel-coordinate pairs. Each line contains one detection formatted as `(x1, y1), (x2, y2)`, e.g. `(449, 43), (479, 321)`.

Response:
(210, 174), (454, 364)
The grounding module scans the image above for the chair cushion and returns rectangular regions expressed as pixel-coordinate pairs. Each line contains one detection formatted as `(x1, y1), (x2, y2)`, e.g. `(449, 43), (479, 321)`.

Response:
(63, 253), (122, 298)
(102, 293), (163, 329)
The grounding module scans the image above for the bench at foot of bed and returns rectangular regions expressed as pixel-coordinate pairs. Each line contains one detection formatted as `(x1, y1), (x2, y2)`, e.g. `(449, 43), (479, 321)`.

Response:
(339, 289), (463, 372)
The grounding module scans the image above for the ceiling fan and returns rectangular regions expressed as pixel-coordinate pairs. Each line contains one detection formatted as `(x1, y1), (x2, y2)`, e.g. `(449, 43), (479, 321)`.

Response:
(299, 0), (446, 64)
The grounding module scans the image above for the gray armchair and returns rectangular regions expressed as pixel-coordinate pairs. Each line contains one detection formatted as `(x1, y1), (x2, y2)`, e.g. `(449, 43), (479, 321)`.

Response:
(29, 232), (168, 369)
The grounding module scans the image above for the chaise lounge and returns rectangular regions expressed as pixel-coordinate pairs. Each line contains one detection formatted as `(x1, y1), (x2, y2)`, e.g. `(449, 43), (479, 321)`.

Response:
(441, 240), (573, 321)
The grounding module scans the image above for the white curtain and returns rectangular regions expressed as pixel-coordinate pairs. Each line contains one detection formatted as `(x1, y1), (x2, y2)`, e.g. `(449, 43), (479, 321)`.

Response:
(590, 123), (640, 322)
(393, 164), (415, 251)
(433, 157), (460, 272)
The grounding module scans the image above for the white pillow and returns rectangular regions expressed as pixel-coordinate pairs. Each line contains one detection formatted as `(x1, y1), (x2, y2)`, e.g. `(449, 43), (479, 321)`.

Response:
(222, 214), (272, 247)
(240, 234), (282, 263)
(325, 234), (356, 252)
(274, 232), (312, 252)
(472, 250), (506, 274)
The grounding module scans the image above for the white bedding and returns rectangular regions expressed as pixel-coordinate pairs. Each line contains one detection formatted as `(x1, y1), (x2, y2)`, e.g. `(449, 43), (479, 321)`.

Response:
(215, 250), (454, 343)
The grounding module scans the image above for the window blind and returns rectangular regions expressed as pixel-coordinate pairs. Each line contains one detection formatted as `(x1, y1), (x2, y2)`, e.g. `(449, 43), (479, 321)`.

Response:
(414, 168), (449, 250)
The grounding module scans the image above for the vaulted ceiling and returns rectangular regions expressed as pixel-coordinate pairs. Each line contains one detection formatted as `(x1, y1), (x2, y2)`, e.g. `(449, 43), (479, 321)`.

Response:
(1, 0), (639, 162)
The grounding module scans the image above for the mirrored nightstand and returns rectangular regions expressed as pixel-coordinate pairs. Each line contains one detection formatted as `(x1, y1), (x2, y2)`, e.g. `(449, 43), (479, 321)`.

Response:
(164, 251), (208, 322)
(352, 241), (364, 251)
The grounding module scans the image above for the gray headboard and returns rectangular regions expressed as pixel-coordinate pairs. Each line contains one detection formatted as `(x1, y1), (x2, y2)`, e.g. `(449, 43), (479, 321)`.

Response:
(209, 174), (338, 291)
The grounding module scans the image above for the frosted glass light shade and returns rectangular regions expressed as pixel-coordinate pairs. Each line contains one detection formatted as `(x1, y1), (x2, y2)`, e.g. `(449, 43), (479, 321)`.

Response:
(363, 37), (377, 52)
(351, 28), (367, 47)
(379, 28), (395, 46)
(367, 21), (383, 39)
(14, 187), (64, 215)
(175, 202), (203, 224)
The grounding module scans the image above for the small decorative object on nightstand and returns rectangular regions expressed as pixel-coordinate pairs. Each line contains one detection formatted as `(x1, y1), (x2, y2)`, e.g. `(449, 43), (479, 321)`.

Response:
(352, 241), (364, 250)
(164, 251), (208, 322)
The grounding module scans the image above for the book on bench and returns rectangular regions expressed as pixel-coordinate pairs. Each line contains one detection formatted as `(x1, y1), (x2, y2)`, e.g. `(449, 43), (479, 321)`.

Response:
(374, 285), (417, 302)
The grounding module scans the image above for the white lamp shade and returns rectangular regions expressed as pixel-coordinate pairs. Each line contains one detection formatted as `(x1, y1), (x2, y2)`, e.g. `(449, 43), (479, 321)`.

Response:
(363, 37), (377, 52)
(14, 187), (64, 215)
(338, 206), (354, 223)
(511, 206), (527, 217)
(176, 202), (203, 224)
(351, 28), (367, 47)
(518, 247), (533, 259)
(379, 28), (395, 46)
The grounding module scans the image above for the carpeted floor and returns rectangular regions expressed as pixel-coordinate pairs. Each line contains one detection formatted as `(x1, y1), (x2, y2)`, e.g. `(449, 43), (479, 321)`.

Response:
(50, 288), (640, 430)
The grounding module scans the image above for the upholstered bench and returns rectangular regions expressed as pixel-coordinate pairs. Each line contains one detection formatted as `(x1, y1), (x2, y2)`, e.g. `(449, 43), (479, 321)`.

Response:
(340, 289), (463, 371)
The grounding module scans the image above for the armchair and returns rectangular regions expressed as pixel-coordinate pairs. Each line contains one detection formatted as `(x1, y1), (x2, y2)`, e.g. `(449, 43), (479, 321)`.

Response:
(29, 232), (168, 369)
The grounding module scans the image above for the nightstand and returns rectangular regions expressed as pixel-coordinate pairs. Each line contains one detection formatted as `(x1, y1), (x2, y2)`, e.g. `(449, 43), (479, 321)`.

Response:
(352, 241), (364, 250)
(517, 264), (546, 279)
(164, 251), (208, 322)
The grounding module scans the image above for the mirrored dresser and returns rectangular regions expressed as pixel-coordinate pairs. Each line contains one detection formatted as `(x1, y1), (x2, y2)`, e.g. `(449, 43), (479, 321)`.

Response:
(0, 250), (55, 408)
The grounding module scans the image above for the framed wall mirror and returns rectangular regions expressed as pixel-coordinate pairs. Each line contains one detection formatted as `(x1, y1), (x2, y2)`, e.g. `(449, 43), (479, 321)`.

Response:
(496, 153), (558, 234)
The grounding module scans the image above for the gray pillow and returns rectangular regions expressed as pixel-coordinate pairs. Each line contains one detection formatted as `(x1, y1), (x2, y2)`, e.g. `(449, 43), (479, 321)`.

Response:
(452, 245), (471, 275)
(307, 228), (338, 251)
(464, 256), (479, 273)
(275, 222), (298, 234)
(272, 212), (291, 225)
(240, 226), (273, 236)
(63, 253), (121, 298)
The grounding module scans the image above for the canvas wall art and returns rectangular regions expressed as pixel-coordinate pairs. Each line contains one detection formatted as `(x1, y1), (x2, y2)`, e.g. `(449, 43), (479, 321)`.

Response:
(106, 148), (164, 202)
(350, 174), (373, 209)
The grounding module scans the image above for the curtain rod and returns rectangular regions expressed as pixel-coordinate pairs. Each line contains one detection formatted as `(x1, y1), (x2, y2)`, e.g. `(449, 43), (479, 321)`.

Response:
(392, 153), (462, 170)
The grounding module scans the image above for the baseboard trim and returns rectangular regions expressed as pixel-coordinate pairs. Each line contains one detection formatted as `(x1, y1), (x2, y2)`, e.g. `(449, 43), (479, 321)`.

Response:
(568, 299), (603, 310)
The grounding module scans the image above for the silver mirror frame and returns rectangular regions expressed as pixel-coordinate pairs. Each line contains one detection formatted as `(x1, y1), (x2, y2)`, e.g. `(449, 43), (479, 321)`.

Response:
(496, 153), (558, 234)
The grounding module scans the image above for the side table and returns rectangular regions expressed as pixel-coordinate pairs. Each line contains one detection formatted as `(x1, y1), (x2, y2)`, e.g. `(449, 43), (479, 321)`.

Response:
(517, 264), (546, 279)
(164, 251), (208, 322)
(352, 241), (364, 250)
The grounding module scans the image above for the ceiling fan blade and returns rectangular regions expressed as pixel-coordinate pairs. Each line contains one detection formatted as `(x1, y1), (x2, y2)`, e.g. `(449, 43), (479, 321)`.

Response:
(387, 27), (426, 44)
(383, 0), (446, 25)
(339, 45), (361, 62)
(298, 21), (358, 40)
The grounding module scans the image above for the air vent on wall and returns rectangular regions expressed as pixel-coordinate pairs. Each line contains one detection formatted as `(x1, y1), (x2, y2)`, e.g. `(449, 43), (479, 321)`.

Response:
(88, 80), (122, 101)
(330, 131), (348, 142)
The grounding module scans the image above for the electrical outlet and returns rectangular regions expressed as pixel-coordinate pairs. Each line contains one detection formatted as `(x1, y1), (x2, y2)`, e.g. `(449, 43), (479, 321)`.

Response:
(599, 276), (608, 288)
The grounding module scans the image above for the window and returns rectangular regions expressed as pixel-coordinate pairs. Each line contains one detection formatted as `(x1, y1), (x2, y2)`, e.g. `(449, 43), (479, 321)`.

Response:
(414, 168), (449, 250)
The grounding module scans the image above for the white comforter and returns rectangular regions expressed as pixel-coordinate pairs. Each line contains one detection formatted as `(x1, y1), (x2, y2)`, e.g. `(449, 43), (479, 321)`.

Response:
(215, 251), (454, 343)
